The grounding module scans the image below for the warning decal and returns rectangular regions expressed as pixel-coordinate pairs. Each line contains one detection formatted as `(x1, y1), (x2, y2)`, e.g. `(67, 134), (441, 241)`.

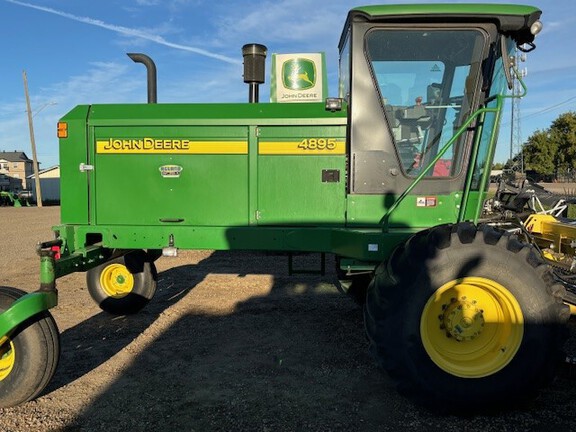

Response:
(416, 196), (437, 207)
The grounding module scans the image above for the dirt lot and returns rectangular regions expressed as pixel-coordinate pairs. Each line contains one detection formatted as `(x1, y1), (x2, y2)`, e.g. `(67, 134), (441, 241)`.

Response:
(1, 206), (576, 431)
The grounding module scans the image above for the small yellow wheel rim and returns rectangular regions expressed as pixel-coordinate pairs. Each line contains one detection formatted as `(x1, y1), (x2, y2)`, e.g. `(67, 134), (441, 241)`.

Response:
(100, 263), (134, 299)
(0, 337), (15, 381)
(420, 277), (524, 378)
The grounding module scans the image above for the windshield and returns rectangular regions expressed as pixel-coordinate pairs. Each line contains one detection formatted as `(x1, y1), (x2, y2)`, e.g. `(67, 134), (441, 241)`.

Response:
(366, 28), (486, 177)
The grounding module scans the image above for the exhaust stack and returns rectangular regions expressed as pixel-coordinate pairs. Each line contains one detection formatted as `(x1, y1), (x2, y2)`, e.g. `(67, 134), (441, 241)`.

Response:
(242, 44), (267, 103)
(127, 53), (157, 104)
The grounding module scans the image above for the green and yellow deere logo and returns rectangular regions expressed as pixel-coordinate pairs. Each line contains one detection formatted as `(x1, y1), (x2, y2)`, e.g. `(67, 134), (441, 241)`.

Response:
(282, 58), (316, 90)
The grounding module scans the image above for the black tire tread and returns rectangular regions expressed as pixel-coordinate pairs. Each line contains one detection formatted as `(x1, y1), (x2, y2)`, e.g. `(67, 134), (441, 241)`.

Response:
(365, 222), (569, 412)
(0, 286), (60, 408)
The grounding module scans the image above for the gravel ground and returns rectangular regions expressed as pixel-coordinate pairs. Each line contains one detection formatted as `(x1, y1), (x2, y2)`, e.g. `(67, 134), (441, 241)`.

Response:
(0, 206), (575, 431)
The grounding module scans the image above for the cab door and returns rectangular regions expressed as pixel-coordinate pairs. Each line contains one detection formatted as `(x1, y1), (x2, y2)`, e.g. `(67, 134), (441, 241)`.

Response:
(345, 24), (495, 228)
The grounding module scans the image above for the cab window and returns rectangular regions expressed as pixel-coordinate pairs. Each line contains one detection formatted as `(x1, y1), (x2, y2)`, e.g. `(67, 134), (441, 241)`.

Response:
(366, 29), (485, 177)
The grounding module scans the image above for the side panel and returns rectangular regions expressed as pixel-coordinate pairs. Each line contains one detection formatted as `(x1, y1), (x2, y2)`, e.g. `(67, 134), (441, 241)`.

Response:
(347, 193), (461, 228)
(92, 126), (249, 226)
(59, 105), (90, 224)
(257, 125), (347, 225)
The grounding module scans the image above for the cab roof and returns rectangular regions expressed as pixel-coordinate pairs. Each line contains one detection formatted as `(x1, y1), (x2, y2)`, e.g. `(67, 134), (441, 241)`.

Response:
(341, 3), (542, 48)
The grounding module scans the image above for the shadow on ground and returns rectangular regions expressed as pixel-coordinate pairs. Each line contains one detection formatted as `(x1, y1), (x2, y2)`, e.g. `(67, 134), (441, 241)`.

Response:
(41, 251), (576, 431)
(47, 251), (403, 431)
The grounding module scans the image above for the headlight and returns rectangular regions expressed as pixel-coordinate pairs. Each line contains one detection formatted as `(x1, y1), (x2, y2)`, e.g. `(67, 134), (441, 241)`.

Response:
(530, 20), (543, 36)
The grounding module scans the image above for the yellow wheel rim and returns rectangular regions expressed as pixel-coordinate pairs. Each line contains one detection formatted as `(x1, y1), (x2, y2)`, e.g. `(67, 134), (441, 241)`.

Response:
(100, 263), (134, 299)
(0, 337), (15, 381)
(420, 277), (524, 378)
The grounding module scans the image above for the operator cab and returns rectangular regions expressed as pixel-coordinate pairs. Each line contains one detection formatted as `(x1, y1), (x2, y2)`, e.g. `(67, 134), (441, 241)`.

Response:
(339, 4), (542, 226)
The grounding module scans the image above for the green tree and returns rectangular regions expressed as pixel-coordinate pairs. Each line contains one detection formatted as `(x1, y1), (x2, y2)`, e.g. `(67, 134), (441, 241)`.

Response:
(551, 112), (576, 175)
(523, 129), (556, 175)
(522, 111), (576, 178)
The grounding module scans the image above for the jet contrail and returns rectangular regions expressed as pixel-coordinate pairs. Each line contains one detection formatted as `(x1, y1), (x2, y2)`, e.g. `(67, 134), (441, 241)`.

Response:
(5, 0), (241, 65)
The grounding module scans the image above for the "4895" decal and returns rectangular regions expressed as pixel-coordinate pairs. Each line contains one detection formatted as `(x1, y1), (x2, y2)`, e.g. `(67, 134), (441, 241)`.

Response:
(258, 138), (345, 155)
(297, 138), (338, 151)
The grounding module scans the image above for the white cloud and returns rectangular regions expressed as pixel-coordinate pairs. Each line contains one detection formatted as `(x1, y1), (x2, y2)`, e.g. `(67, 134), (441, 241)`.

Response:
(218, 1), (342, 42)
(0, 62), (147, 168)
(4, 0), (240, 64)
(48, 62), (141, 103)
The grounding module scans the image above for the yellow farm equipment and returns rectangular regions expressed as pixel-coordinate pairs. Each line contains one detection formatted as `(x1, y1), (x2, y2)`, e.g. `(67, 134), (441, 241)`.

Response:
(484, 179), (576, 315)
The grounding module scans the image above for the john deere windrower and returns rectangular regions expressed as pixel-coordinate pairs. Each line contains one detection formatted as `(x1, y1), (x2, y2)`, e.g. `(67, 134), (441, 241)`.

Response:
(1, 4), (570, 412)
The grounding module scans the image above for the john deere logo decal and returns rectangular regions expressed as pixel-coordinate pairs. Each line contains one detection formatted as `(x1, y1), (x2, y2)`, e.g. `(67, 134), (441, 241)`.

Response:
(271, 53), (325, 103)
(282, 59), (316, 90)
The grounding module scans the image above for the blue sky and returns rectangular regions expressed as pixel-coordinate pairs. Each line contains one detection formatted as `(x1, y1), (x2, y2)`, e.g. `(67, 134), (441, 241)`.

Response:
(1, 0), (575, 169)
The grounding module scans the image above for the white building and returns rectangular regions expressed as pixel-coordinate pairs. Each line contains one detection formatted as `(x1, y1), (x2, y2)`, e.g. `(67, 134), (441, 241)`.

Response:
(27, 166), (60, 203)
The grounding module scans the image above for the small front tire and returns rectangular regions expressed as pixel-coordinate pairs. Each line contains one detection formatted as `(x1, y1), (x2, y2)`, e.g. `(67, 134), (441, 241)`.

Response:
(87, 251), (157, 315)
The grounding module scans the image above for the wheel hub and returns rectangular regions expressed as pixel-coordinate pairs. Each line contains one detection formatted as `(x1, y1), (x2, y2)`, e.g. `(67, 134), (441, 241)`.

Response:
(100, 263), (134, 298)
(441, 297), (485, 341)
(421, 277), (524, 378)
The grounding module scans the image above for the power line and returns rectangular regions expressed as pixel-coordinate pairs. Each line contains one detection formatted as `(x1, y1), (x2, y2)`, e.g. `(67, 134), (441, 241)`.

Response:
(520, 95), (576, 120)
(499, 94), (576, 128)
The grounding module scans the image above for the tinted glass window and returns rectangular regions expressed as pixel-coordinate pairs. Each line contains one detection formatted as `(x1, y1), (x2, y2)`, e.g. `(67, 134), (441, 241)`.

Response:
(366, 29), (485, 177)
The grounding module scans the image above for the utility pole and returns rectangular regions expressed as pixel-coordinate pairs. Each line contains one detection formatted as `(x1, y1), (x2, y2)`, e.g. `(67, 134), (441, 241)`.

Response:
(23, 70), (43, 207)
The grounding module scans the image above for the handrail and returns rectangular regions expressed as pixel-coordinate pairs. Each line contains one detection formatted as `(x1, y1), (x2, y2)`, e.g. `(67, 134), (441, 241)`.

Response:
(381, 105), (500, 231)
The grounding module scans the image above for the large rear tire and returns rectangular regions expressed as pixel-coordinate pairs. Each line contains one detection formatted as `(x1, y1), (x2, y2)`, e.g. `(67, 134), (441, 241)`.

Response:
(365, 222), (569, 412)
(0, 286), (60, 408)
(87, 251), (157, 315)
